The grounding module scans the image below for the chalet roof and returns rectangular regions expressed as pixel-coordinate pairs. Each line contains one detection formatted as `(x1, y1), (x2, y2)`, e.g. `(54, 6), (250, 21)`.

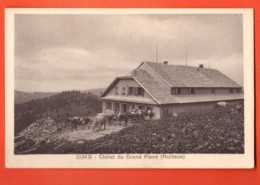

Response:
(132, 68), (243, 104)
(117, 70), (137, 77)
(133, 69), (171, 104)
(100, 61), (243, 105)
(142, 62), (242, 88)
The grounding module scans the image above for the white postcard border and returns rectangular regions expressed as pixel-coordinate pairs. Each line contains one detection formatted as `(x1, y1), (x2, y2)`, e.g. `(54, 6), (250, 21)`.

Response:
(5, 8), (254, 168)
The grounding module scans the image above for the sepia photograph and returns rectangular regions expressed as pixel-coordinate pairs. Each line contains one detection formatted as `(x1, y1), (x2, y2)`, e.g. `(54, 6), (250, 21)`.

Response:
(5, 8), (254, 168)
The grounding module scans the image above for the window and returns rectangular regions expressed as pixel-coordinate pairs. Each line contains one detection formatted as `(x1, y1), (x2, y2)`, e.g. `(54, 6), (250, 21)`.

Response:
(122, 87), (126, 95)
(230, 88), (242, 93)
(137, 87), (144, 96)
(233, 88), (242, 93)
(171, 88), (182, 95)
(191, 88), (195, 94)
(114, 103), (119, 112)
(115, 87), (119, 95)
(139, 105), (145, 110)
(105, 102), (111, 109)
(147, 106), (153, 111)
(122, 104), (127, 113)
(128, 87), (133, 95)
(132, 87), (136, 95)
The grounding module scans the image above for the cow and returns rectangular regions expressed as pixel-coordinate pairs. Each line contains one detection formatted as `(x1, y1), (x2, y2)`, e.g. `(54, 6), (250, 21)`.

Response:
(114, 112), (128, 126)
(102, 110), (117, 126)
(68, 117), (92, 132)
(91, 114), (107, 132)
(81, 117), (92, 129)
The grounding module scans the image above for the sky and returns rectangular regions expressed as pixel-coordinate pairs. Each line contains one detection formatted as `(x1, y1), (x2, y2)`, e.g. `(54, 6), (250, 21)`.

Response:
(15, 14), (243, 92)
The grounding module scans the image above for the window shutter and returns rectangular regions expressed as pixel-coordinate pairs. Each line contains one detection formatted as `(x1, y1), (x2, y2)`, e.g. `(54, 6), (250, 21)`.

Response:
(134, 87), (138, 95)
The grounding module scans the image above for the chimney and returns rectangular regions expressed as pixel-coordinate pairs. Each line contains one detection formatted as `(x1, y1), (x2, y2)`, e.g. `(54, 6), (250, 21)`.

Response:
(163, 61), (168, 65)
(199, 64), (204, 68)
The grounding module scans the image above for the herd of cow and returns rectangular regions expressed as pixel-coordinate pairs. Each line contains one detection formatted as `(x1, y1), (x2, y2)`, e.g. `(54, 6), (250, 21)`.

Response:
(66, 109), (152, 132)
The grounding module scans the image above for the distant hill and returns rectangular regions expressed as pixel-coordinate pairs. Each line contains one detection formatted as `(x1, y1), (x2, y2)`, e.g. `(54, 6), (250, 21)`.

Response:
(15, 90), (102, 134)
(15, 90), (57, 104)
(81, 88), (104, 96)
(15, 88), (105, 104)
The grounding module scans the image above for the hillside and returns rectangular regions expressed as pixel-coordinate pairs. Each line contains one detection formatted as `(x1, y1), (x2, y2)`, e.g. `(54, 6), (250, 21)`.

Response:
(15, 91), (102, 134)
(15, 90), (57, 104)
(60, 106), (244, 154)
(16, 104), (244, 154)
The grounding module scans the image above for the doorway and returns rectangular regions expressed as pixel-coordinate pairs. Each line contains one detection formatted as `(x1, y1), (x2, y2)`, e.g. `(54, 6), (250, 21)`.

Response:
(122, 104), (127, 113)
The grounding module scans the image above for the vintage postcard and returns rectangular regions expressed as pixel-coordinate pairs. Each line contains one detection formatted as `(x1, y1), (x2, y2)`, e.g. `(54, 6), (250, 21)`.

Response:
(5, 8), (254, 168)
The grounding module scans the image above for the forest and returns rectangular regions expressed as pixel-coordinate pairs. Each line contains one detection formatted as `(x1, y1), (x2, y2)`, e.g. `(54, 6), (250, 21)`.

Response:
(15, 91), (102, 134)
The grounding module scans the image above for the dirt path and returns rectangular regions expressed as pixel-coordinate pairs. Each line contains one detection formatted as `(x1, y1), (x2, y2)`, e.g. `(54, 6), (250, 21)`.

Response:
(50, 123), (135, 141)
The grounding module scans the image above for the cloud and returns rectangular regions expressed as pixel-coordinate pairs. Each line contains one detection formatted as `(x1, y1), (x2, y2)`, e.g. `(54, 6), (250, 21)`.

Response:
(14, 14), (243, 92)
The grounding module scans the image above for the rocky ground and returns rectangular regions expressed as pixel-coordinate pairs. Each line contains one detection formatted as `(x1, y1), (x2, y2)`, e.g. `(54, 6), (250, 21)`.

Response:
(15, 105), (244, 154)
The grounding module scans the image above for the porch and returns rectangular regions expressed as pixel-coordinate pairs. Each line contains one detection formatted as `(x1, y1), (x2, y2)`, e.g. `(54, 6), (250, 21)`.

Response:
(102, 100), (161, 119)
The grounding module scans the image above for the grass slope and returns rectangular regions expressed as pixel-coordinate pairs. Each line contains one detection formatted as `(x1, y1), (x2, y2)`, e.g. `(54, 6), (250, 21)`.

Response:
(28, 105), (244, 154)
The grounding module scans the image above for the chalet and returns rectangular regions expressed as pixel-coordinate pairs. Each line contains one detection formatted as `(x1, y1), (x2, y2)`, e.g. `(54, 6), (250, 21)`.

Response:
(100, 61), (243, 119)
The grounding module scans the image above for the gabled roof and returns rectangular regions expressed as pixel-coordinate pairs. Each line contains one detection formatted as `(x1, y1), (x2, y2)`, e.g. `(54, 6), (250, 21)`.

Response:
(101, 61), (243, 105)
(133, 69), (172, 104)
(140, 61), (242, 88)
(132, 67), (243, 104)
(99, 76), (131, 98)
